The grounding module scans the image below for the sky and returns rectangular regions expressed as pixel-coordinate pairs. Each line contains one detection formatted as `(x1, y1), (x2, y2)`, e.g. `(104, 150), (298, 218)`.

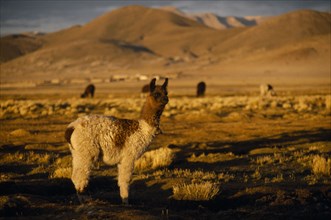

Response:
(0, 0), (330, 36)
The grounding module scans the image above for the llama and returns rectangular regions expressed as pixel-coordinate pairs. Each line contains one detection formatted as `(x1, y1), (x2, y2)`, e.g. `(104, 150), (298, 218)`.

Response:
(197, 81), (206, 97)
(81, 84), (95, 98)
(260, 84), (276, 97)
(65, 78), (168, 204)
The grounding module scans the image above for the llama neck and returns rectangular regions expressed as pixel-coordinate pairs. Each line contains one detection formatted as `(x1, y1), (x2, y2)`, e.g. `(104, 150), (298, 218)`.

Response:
(140, 99), (164, 129)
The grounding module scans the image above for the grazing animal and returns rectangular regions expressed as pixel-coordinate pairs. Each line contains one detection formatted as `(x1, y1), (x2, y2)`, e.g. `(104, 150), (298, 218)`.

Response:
(260, 84), (276, 97)
(81, 84), (95, 98)
(197, 81), (206, 97)
(65, 78), (169, 204)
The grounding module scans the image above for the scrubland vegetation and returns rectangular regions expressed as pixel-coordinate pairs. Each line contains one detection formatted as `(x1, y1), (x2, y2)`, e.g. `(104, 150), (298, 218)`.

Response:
(1, 94), (330, 120)
(0, 93), (330, 219)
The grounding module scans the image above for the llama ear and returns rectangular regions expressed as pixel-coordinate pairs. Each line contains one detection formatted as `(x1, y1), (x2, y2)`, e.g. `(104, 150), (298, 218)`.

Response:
(162, 78), (168, 90)
(150, 78), (156, 93)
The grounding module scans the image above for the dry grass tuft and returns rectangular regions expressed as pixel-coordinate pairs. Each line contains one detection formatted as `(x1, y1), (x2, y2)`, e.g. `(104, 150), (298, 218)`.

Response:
(218, 172), (235, 182)
(50, 167), (72, 179)
(0, 152), (53, 165)
(251, 168), (262, 180)
(10, 129), (31, 137)
(252, 153), (289, 165)
(188, 152), (237, 163)
(271, 174), (284, 183)
(311, 155), (331, 176)
(254, 155), (274, 165)
(172, 169), (218, 180)
(136, 168), (227, 183)
(49, 156), (72, 179)
(172, 181), (220, 201)
(135, 147), (174, 172)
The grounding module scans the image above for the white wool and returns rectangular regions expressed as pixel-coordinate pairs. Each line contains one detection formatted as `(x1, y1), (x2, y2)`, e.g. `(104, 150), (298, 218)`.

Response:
(67, 114), (157, 202)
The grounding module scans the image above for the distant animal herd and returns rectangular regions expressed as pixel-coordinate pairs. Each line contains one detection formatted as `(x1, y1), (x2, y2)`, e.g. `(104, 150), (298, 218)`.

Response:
(81, 80), (276, 98)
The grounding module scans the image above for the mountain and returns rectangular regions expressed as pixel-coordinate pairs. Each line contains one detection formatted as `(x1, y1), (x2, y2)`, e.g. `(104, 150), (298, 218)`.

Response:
(217, 9), (330, 50)
(209, 9), (330, 63)
(0, 33), (44, 63)
(160, 6), (265, 30)
(0, 5), (233, 80)
(0, 6), (330, 83)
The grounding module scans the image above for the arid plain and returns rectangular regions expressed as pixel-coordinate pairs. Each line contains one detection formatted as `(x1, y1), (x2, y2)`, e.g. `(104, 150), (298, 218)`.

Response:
(0, 5), (330, 219)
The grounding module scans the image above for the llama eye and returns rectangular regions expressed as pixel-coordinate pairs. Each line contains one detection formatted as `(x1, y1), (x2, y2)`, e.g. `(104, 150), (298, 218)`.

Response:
(154, 93), (161, 98)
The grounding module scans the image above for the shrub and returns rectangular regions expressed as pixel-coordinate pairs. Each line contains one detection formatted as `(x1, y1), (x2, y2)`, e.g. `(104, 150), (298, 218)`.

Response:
(135, 147), (174, 172)
(172, 181), (220, 201)
(172, 169), (218, 180)
(50, 167), (72, 179)
(311, 155), (331, 176)
(254, 155), (274, 165)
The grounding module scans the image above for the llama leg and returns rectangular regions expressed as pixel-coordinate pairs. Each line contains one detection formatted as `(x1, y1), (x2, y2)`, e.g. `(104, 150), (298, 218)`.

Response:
(117, 159), (134, 205)
(71, 152), (95, 204)
(71, 153), (93, 194)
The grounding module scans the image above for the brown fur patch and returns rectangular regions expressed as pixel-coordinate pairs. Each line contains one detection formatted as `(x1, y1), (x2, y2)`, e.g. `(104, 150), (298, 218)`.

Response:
(64, 127), (75, 144)
(113, 119), (139, 148)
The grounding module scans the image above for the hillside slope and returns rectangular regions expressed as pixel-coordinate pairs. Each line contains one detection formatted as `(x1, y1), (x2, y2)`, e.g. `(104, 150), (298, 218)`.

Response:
(0, 7), (330, 83)
(0, 34), (44, 63)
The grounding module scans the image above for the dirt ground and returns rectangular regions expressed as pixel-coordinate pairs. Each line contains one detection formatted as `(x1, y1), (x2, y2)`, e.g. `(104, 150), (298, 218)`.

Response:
(0, 83), (330, 219)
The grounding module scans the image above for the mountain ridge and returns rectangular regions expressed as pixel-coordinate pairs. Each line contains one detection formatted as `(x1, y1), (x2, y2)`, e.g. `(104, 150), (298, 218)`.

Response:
(0, 6), (330, 82)
(159, 6), (266, 29)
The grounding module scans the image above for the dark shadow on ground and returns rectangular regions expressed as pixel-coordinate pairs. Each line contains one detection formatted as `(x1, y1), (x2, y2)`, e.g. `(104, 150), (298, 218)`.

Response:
(1, 127), (331, 218)
(169, 128), (331, 158)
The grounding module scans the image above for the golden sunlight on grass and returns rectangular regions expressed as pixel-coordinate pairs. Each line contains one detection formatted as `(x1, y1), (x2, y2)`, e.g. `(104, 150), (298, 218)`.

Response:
(0, 152), (53, 165)
(188, 152), (238, 163)
(172, 181), (220, 201)
(311, 155), (331, 176)
(135, 147), (174, 172)
(50, 167), (72, 179)
(49, 156), (72, 179)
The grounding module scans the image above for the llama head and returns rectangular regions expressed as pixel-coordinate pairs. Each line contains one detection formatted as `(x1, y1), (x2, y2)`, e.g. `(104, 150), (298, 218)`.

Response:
(140, 78), (169, 128)
(148, 78), (169, 108)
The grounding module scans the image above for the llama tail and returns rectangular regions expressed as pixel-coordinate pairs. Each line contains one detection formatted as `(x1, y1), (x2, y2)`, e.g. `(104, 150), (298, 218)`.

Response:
(65, 126), (75, 145)
(65, 119), (83, 149)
